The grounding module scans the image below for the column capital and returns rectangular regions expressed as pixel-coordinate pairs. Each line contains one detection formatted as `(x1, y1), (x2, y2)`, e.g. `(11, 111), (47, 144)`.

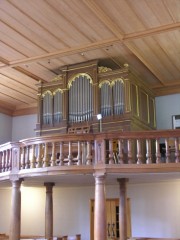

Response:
(44, 182), (55, 187)
(117, 178), (129, 183)
(11, 178), (24, 187)
(44, 182), (55, 194)
(93, 169), (106, 178)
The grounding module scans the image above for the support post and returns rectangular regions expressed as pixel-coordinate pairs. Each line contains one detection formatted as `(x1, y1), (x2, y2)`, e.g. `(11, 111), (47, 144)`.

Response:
(117, 178), (128, 240)
(94, 172), (106, 240)
(44, 182), (55, 239)
(9, 179), (23, 240)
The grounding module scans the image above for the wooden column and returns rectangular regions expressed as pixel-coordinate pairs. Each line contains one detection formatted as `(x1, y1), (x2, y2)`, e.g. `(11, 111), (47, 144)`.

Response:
(94, 172), (106, 240)
(118, 178), (128, 240)
(9, 179), (23, 240)
(44, 182), (55, 239)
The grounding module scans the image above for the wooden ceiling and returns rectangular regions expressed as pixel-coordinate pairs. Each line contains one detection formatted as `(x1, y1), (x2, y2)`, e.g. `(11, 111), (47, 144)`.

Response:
(0, 0), (180, 116)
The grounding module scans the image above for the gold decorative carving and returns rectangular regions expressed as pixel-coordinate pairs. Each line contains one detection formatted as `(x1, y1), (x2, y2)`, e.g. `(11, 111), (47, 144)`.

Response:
(42, 90), (53, 97)
(53, 88), (64, 95)
(99, 80), (111, 88)
(124, 63), (129, 68)
(52, 75), (63, 82)
(99, 78), (124, 88)
(67, 73), (93, 89)
(98, 66), (112, 73)
(111, 78), (124, 86)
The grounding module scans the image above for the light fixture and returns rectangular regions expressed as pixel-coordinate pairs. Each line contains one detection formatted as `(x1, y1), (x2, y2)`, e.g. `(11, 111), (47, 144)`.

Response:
(97, 114), (102, 132)
(97, 114), (102, 120)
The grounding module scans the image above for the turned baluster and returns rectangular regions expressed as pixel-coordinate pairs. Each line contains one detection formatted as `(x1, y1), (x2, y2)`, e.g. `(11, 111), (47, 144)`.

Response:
(77, 141), (82, 165)
(43, 142), (49, 167)
(25, 146), (30, 169)
(146, 139), (152, 164)
(137, 139), (143, 164)
(118, 139), (124, 164)
(0, 152), (2, 172)
(2, 151), (5, 172)
(165, 138), (170, 163)
(175, 137), (180, 163)
(155, 139), (161, 163)
(81, 142), (85, 164)
(59, 142), (64, 166)
(8, 149), (12, 170)
(21, 147), (26, 169)
(127, 139), (133, 164)
(30, 144), (36, 168)
(68, 141), (73, 165)
(5, 149), (9, 171)
(51, 142), (56, 166)
(37, 144), (43, 168)
(86, 141), (92, 165)
(108, 139), (114, 164)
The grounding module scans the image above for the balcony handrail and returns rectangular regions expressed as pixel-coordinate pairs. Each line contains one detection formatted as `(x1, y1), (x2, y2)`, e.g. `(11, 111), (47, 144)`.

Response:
(0, 129), (180, 176)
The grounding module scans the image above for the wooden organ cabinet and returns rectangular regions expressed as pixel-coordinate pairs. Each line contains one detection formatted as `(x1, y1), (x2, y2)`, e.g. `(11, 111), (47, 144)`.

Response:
(35, 60), (156, 136)
(90, 198), (131, 240)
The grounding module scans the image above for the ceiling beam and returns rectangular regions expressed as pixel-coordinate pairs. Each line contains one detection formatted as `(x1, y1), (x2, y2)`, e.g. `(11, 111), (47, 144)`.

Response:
(123, 22), (180, 41)
(0, 38), (120, 69)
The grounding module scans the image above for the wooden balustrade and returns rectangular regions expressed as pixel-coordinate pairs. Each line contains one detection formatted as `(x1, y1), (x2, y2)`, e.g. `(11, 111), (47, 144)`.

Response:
(0, 142), (20, 173)
(0, 130), (180, 174)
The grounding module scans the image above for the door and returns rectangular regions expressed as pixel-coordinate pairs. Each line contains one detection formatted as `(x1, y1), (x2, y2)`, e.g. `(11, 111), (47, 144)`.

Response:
(90, 198), (131, 240)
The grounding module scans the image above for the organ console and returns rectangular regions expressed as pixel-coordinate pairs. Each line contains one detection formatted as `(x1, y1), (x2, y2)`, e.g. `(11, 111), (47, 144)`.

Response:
(35, 60), (156, 136)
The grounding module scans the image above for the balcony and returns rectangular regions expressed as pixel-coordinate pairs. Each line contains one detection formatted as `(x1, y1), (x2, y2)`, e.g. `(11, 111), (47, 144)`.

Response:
(0, 129), (180, 184)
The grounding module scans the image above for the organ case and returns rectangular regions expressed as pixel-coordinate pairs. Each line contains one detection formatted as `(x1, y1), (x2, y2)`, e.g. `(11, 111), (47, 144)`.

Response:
(35, 60), (156, 136)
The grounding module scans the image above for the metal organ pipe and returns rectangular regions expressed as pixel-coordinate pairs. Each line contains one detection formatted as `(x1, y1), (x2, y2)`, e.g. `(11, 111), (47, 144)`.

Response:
(89, 80), (92, 120)
(88, 78), (90, 121)
(83, 76), (86, 121)
(69, 85), (71, 122)
(100, 83), (112, 117)
(68, 74), (93, 123)
(85, 77), (88, 121)
(80, 76), (82, 122)
(75, 78), (77, 122)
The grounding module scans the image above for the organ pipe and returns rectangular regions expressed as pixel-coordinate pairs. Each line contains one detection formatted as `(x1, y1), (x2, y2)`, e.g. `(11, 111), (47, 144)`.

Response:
(42, 91), (53, 125)
(53, 90), (63, 123)
(68, 74), (93, 123)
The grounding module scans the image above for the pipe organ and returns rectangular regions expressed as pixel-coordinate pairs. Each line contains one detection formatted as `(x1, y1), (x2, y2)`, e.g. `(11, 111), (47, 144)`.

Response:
(35, 60), (156, 136)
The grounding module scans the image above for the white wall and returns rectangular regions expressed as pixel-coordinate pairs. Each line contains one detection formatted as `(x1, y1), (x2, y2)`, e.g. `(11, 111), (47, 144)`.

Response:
(155, 93), (180, 129)
(1, 181), (180, 239)
(0, 113), (12, 144)
(128, 181), (180, 238)
(12, 114), (37, 141)
(0, 188), (11, 233)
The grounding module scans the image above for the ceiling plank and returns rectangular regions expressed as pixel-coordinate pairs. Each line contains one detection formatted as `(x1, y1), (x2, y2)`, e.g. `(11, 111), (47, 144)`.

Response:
(82, 0), (123, 39)
(124, 42), (165, 85)
(13, 66), (47, 83)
